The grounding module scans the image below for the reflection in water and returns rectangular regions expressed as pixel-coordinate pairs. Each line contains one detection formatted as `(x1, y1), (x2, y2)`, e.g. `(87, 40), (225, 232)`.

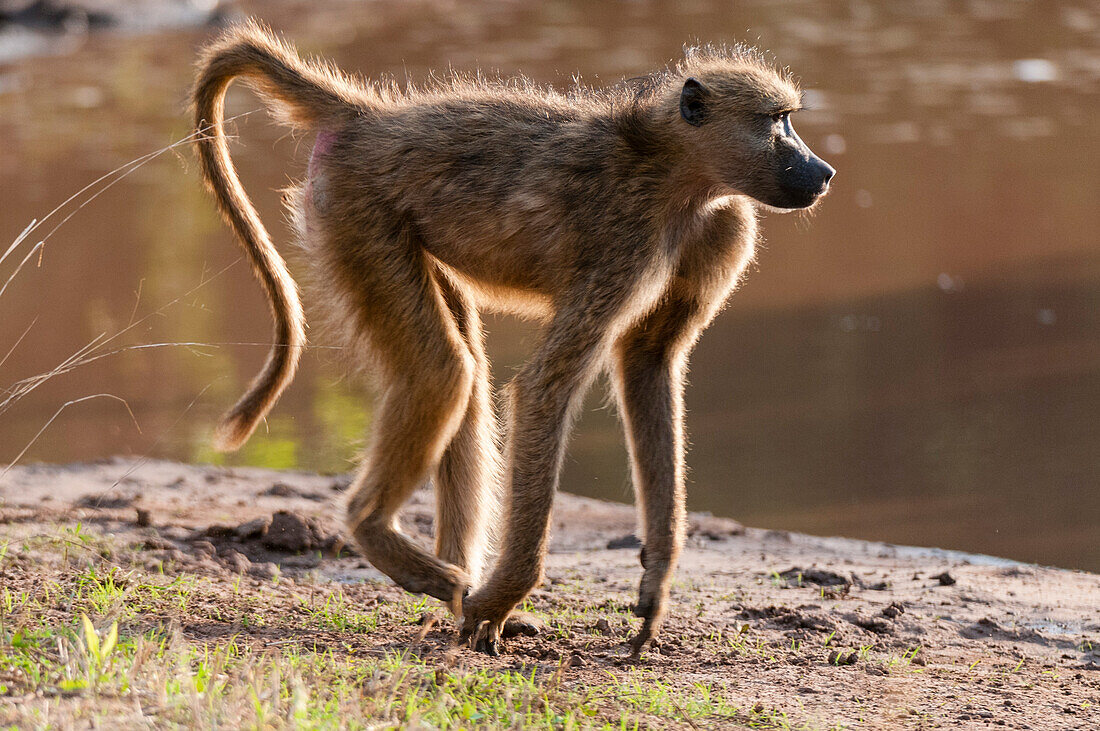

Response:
(1, 0), (1098, 570)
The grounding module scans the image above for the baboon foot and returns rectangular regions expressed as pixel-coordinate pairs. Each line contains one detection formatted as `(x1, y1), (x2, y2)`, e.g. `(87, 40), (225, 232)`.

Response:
(630, 574), (669, 657)
(628, 615), (660, 658)
(459, 617), (503, 656)
(351, 521), (469, 602)
(458, 610), (544, 655)
(502, 611), (545, 638)
(475, 625), (502, 656)
(386, 561), (469, 603)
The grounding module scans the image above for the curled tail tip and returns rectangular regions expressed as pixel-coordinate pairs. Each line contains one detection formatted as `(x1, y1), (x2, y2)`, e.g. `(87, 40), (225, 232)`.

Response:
(212, 414), (255, 452)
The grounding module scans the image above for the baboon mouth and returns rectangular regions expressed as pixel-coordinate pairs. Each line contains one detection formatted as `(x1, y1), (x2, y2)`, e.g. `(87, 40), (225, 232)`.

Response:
(772, 186), (827, 211)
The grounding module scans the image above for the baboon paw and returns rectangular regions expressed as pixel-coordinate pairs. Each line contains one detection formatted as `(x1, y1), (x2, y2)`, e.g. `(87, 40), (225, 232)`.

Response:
(459, 616), (504, 656)
(457, 618), (478, 646)
(628, 617), (659, 659)
(394, 565), (468, 603)
(502, 611), (545, 638)
(459, 595), (511, 655)
(475, 633), (500, 657)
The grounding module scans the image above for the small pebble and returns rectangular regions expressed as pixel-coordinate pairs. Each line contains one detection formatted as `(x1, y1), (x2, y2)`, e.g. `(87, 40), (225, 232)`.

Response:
(827, 650), (858, 666)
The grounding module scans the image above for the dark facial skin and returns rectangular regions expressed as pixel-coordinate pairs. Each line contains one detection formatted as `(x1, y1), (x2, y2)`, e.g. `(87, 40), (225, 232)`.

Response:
(767, 112), (835, 209)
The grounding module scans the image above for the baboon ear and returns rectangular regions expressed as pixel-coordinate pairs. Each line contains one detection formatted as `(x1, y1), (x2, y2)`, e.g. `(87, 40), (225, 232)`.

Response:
(680, 77), (708, 127)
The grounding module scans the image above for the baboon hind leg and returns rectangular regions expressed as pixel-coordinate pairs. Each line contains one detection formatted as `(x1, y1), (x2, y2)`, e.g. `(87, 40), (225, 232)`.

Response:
(433, 273), (545, 637)
(430, 275), (544, 638)
(434, 274), (500, 593)
(343, 232), (476, 604)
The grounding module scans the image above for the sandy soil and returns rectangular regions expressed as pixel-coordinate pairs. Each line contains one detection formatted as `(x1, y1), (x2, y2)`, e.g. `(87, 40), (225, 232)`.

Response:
(1, 458), (1098, 729)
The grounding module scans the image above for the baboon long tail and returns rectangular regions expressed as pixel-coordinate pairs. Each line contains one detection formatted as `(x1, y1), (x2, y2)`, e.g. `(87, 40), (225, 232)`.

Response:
(191, 20), (364, 451)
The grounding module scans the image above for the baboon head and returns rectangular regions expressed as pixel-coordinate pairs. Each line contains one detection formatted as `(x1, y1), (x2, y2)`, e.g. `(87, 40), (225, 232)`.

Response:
(674, 50), (835, 210)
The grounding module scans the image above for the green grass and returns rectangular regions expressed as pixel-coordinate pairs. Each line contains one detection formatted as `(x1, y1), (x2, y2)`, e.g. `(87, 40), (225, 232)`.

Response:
(0, 616), (749, 728)
(0, 534), (788, 730)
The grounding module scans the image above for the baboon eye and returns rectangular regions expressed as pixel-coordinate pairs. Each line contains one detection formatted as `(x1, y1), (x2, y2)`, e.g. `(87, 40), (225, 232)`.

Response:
(771, 111), (796, 139)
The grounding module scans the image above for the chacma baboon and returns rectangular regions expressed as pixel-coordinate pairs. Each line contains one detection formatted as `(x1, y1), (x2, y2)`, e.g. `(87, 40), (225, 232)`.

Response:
(192, 21), (834, 656)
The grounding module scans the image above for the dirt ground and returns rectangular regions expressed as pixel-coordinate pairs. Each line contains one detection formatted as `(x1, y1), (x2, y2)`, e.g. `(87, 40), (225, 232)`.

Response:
(1, 458), (1098, 729)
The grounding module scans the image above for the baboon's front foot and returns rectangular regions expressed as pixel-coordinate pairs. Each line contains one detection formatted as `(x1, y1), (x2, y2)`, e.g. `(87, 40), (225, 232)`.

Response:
(630, 565), (670, 657)
(458, 592), (519, 656)
(628, 614), (661, 659)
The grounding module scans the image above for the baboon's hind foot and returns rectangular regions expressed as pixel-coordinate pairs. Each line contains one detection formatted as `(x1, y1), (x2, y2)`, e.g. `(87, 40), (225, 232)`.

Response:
(456, 611), (542, 657)
(351, 518), (470, 602)
(502, 611), (545, 639)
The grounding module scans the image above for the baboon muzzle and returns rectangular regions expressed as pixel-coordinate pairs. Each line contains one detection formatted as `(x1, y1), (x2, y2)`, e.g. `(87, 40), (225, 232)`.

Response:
(776, 122), (836, 209)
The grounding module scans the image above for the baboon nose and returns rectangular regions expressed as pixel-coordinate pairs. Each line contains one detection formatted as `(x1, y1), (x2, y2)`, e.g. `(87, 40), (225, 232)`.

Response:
(812, 159), (835, 194)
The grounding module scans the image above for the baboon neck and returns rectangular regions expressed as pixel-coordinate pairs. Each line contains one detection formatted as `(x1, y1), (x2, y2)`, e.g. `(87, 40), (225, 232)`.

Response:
(607, 100), (720, 212)
(660, 154), (724, 213)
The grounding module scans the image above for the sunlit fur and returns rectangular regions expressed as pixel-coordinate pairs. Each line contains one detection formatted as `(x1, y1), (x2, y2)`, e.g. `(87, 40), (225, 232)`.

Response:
(191, 20), (829, 656)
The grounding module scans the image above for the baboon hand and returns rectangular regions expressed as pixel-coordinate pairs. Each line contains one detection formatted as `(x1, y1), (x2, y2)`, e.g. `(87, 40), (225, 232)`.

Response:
(629, 600), (663, 658)
(629, 615), (660, 658)
(458, 594), (510, 656)
(630, 564), (671, 657)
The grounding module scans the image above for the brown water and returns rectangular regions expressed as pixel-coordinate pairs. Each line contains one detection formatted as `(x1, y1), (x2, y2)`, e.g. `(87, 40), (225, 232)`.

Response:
(2, 0), (1098, 570)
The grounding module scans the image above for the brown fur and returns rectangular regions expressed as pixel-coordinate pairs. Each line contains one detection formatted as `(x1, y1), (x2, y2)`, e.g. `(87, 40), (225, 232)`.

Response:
(191, 20), (831, 655)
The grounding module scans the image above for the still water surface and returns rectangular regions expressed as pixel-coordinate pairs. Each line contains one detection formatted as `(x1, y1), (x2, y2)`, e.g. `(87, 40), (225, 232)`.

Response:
(1, 1), (1098, 569)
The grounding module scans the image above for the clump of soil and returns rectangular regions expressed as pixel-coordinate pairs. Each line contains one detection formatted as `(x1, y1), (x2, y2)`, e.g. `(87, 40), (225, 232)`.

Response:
(75, 492), (137, 509)
(933, 570), (957, 585)
(777, 566), (849, 587)
(260, 483), (326, 501)
(606, 534), (641, 549)
(188, 510), (357, 576)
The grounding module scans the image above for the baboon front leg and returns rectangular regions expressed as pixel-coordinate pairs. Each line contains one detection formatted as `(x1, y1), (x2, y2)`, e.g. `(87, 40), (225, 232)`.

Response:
(460, 309), (615, 654)
(614, 299), (706, 656)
